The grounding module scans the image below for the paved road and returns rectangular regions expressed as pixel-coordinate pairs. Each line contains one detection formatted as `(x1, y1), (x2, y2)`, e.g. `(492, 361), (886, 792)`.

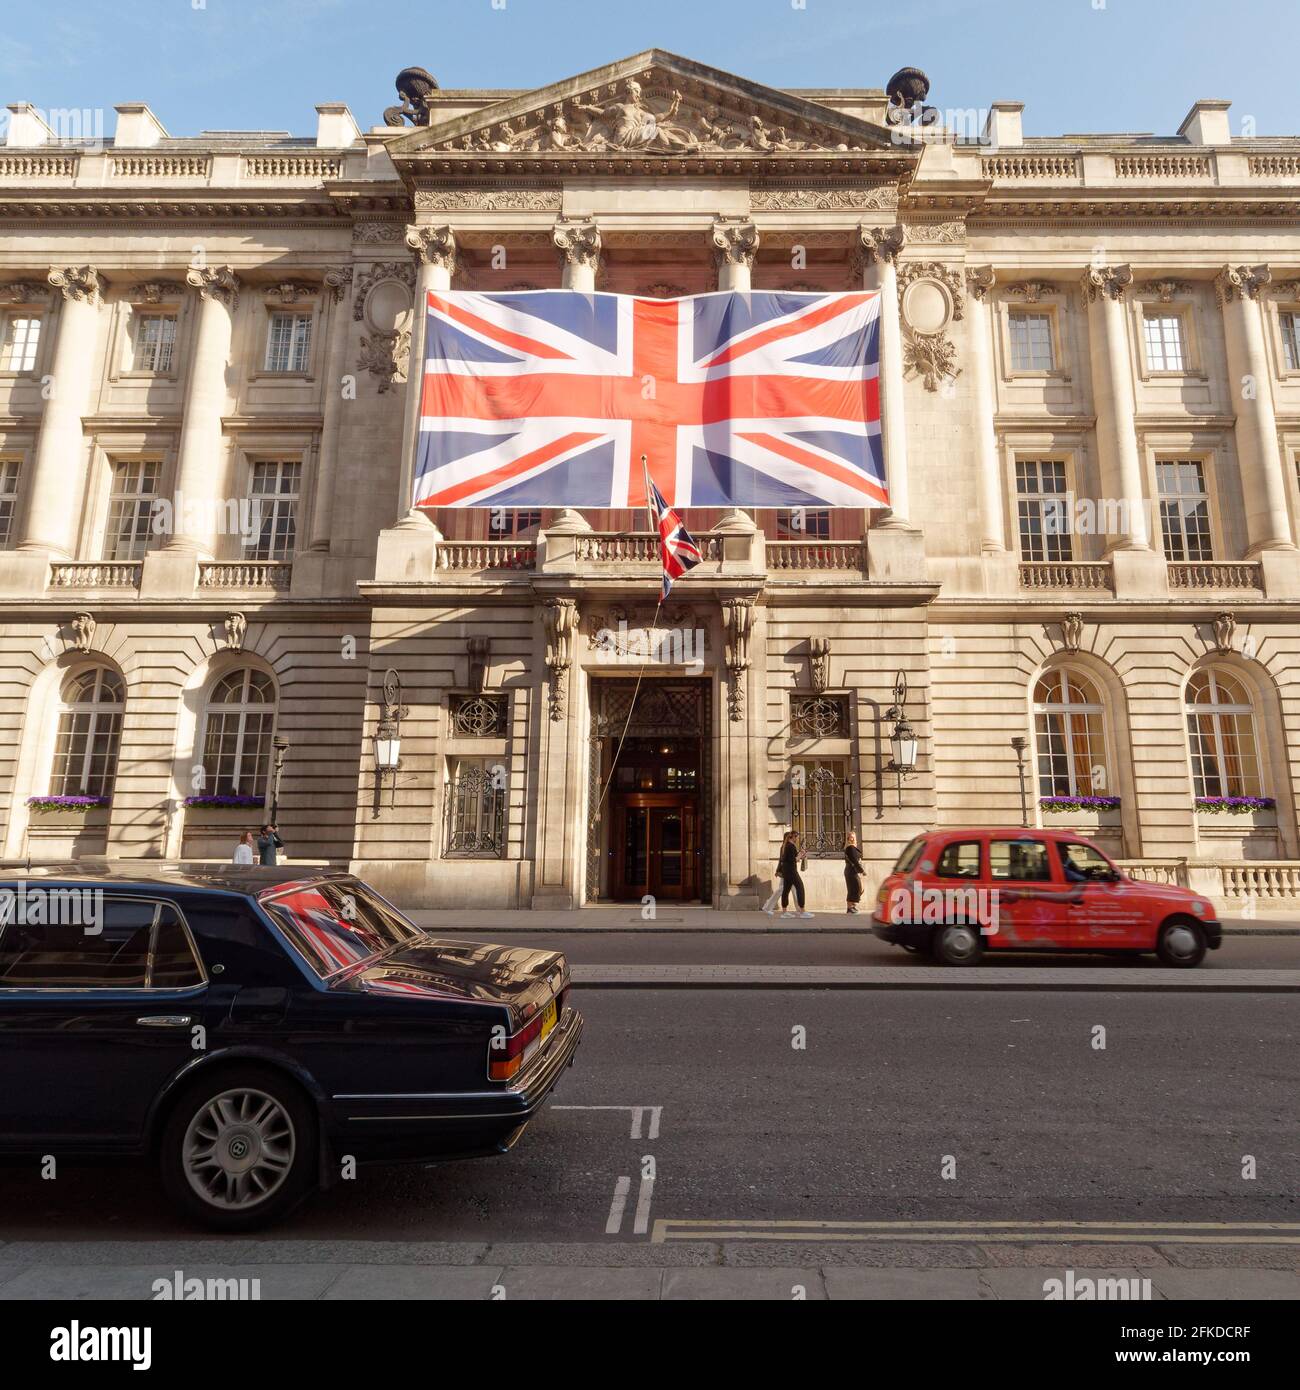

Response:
(3, 990), (1295, 1261)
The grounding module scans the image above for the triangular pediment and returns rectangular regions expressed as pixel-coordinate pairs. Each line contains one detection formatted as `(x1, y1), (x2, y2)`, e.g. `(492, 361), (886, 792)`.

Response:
(388, 49), (901, 165)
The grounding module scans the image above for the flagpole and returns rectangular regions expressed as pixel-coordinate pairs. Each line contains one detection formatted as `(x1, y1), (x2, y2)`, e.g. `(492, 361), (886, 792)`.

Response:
(640, 452), (655, 534)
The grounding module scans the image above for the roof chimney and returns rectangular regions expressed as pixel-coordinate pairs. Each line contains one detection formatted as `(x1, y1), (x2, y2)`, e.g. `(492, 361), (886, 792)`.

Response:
(4, 102), (54, 148)
(1178, 99), (1232, 144)
(114, 103), (169, 147)
(315, 103), (361, 148)
(982, 101), (1024, 148)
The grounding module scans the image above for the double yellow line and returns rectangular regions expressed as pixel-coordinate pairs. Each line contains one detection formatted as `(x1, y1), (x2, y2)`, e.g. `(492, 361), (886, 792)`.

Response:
(650, 1218), (1300, 1244)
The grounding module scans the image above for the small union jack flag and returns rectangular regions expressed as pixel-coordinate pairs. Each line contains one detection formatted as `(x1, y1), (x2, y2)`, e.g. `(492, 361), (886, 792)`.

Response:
(647, 478), (703, 599)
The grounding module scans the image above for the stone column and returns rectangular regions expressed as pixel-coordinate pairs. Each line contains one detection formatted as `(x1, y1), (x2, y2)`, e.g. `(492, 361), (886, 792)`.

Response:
(1215, 265), (1296, 556)
(712, 217), (759, 293)
(162, 266), (240, 556)
(553, 218), (600, 292)
(1081, 264), (1150, 552)
(858, 226), (909, 525)
(964, 265), (1009, 554)
(532, 595), (584, 908)
(305, 267), (355, 552)
(17, 266), (107, 556)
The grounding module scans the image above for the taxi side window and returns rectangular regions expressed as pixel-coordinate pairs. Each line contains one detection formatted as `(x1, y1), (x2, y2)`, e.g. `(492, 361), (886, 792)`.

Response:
(935, 841), (981, 878)
(989, 839), (1052, 881)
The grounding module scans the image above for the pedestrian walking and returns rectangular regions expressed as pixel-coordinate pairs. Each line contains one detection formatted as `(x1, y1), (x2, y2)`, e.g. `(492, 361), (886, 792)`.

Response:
(232, 830), (255, 866)
(844, 830), (865, 913)
(779, 830), (812, 918)
(760, 831), (789, 915)
(257, 822), (284, 867)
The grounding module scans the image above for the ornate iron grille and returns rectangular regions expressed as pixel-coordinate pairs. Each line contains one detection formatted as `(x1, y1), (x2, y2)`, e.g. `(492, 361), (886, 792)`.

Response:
(445, 759), (506, 857)
(451, 694), (507, 737)
(790, 760), (854, 857)
(791, 694), (849, 739)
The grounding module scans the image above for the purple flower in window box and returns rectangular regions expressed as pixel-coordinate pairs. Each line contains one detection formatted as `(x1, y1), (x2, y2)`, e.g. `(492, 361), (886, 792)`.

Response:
(183, 794), (265, 809)
(26, 795), (111, 812)
(1195, 796), (1275, 815)
(1039, 795), (1121, 812)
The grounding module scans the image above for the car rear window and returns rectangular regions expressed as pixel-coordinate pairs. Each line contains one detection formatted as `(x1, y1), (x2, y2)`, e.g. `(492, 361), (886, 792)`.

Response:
(893, 837), (926, 874)
(261, 879), (423, 979)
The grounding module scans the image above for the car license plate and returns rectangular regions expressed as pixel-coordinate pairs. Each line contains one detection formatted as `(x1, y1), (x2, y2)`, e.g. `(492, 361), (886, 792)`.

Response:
(540, 998), (558, 1040)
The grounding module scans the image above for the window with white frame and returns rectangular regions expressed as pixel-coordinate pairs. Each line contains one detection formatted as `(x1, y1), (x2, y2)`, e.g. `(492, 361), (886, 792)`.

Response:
(1280, 309), (1300, 371)
(1033, 669), (1109, 798)
(247, 460), (301, 561)
(200, 668), (276, 798)
(1015, 459), (1072, 563)
(1143, 312), (1187, 372)
(1156, 459), (1213, 561)
(776, 508), (831, 539)
(1008, 311), (1055, 371)
(1185, 668), (1262, 800)
(488, 509), (541, 538)
(445, 757), (507, 857)
(103, 460), (162, 562)
(0, 459), (20, 548)
(130, 311), (178, 373)
(264, 311), (312, 373)
(50, 667), (124, 799)
(0, 312), (41, 372)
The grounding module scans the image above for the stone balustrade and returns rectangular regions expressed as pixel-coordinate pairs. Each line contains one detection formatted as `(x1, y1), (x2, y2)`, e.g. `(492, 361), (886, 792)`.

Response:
(1220, 863), (1300, 901)
(49, 561), (142, 589)
(1018, 561), (1113, 591)
(0, 153), (80, 179)
(1247, 153), (1300, 179)
(1167, 561), (1263, 591)
(981, 153), (1081, 182)
(434, 540), (535, 571)
(1113, 152), (1211, 179)
(1116, 859), (1188, 886)
(244, 154), (344, 180)
(197, 561), (292, 590)
(766, 539), (867, 573)
(110, 154), (212, 179)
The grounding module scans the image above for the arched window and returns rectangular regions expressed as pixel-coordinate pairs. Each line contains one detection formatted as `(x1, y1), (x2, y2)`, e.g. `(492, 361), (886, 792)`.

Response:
(1033, 669), (1109, 797)
(50, 667), (124, 798)
(1185, 668), (1261, 798)
(200, 668), (276, 797)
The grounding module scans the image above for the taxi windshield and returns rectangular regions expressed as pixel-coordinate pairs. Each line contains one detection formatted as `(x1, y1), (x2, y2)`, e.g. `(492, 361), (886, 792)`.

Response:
(260, 880), (423, 979)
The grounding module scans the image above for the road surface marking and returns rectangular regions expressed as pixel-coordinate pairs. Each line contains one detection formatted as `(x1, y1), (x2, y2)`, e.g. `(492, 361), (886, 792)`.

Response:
(633, 1173), (655, 1235)
(605, 1176), (631, 1235)
(551, 1104), (663, 1138)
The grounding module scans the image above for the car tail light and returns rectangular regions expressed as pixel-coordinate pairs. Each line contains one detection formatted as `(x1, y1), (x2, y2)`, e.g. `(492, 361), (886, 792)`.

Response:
(488, 988), (565, 1081)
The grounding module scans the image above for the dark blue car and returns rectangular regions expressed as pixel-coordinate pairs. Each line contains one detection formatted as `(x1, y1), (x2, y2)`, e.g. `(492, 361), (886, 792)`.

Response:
(0, 868), (582, 1229)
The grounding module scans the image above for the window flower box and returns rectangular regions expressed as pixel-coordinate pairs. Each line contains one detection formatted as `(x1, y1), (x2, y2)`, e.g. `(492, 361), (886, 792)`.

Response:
(1195, 796), (1274, 815)
(1039, 795), (1122, 835)
(27, 795), (111, 814)
(183, 794), (265, 810)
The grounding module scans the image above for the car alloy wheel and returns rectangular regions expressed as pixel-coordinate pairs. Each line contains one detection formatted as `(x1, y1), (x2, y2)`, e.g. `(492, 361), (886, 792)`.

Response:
(1157, 920), (1206, 968)
(936, 923), (982, 966)
(182, 1086), (296, 1211)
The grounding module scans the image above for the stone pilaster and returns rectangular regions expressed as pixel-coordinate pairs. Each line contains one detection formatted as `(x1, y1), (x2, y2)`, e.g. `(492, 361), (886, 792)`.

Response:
(858, 225), (909, 526)
(305, 267), (356, 554)
(532, 595), (584, 908)
(711, 217), (758, 292)
(964, 266), (1008, 555)
(553, 217), (600, 291)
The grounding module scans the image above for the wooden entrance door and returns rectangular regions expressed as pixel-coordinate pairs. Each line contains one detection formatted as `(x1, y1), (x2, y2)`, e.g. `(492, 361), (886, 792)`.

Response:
(614, 794), (698, 901)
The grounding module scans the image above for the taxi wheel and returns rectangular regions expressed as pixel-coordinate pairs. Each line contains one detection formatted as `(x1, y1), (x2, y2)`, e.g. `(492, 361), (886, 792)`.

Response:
(933, 922), (984, 966)
(1156, 918), (1206, 969)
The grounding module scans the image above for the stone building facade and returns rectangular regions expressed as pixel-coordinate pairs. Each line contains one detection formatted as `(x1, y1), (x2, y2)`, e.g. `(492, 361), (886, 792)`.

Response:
(3, 50), (1300, 910)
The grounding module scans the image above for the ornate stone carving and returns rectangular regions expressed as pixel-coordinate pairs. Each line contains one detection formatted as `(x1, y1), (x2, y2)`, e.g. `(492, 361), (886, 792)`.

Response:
(552, 218), (601, 269)
(352, 261), (416, 322)
(126, 280), (185, 304)
(1079, 264), (1134, 303)
(1061, 610), (1083, 654)
(185, 265), (240, 308)
(261, 280), (320, 304)
(965, 265), (996, 300)
(358, 328), (410, 393)
(1213, 610), (1237, 654)
(712, 217), (759, 269)
(902, 219), (967, 244)
(48, 266), (107, 304)
(1214, 264), (1271, 304)
(857, 224), (906, 267)
(405, 224), (456, 272)
(1139, 278), (1193, 302)
(383, 66), (439, 128)
(542, 598), (579, 722)
(751, 185), (897, 211)
(721, 597), (754, 723)
(897, 261), (965, 320)
(324, 265), (354, 303)
(0, 280), (52, 304)
(1005, 281), (1057, 302)
(414, 188), (563, 211)
(70, 612), (96, 653)
(467, 635), (491, 694)
(636, 281), (687, 299)
(353, 222), (404, 244)
(903, 328), (960, 392)
(223, 611), (246, 652)
(885, 66), (938, 130)
(809, 636), (831, 693)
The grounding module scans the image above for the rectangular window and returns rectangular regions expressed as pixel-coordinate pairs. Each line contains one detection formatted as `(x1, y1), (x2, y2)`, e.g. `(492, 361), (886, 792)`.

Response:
(1008, 311), (1055, 371)
(1281, 310), (1300, 371)
(264, 312), (312, 373)
(989, 838), (1052, 882)
(776, 508), (831, 539)
(790, 758), (851, 858)
(247, 460), (301, 561)
(0, 459), (20, 548)
(1143, 312), (1186, 372)
(0, 313), (42, 372)
(445, 757), (507, 858)
(103, 460), (162, 562)
(1156, 459), (1213, 562)
(488, 509), (541, 538)
(1015, 459), (1072, 563)
(131, 312), (177, 373)
(935, 840), (981, 879)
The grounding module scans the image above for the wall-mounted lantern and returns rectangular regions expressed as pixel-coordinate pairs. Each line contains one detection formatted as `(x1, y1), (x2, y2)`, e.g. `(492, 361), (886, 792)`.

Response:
(372, 668), (408, 817)
(1010, 735), (1029, 825)
(883, 670), (919, 810)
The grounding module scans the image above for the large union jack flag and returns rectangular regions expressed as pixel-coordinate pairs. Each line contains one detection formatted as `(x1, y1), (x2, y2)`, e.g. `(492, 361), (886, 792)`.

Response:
(414, 288), (887, 510)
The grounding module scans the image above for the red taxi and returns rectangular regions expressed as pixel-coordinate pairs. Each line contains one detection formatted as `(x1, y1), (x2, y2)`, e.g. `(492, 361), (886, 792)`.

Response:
(871, 827), (1222, 967)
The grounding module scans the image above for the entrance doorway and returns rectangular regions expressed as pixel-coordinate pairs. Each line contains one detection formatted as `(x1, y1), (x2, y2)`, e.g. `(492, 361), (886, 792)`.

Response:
(588, 681), (710, 904)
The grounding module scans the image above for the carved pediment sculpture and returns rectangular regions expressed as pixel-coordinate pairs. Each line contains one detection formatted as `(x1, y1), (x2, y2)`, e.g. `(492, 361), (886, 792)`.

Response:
(384, 66), (439, 128)
(358, 327), (410, 393)
(542, 598), (579, 722)
(223, 611), (246, 652)
(1061, 611), (1083, 654)
(1213, 611), (1237, 655)
(809, 637), (831, 693)
(721, 597), (754, 722)
(70, 612), (96, 653)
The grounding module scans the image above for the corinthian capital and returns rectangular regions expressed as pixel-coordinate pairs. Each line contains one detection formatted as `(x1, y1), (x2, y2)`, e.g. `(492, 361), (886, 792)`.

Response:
(47, 266), (108, 305)
(857, 224), (905, 266)
(1079, 263), (1133, 304)
(405, 223), (456, 272)
(552, 218), (601, 269)
(1214, 263), (1272, 305)
(185, 265), (241, 308)
(965, 265), (996, 300)
(711, 217), (759, 269)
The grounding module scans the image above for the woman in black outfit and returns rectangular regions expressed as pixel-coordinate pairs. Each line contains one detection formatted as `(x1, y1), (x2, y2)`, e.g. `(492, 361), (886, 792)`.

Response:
(780, 831), (811, 917)
(844, 830), (865, 913)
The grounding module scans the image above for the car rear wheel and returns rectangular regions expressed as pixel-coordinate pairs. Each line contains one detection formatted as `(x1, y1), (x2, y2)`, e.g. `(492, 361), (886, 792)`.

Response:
(933, 922), (984, 966)
(159, 1066), (318, 1231)
(1156, 918), (1206, 969)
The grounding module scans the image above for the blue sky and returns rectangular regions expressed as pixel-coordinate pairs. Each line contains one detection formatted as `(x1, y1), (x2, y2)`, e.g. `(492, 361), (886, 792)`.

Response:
(2, 0), (1295, 141)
